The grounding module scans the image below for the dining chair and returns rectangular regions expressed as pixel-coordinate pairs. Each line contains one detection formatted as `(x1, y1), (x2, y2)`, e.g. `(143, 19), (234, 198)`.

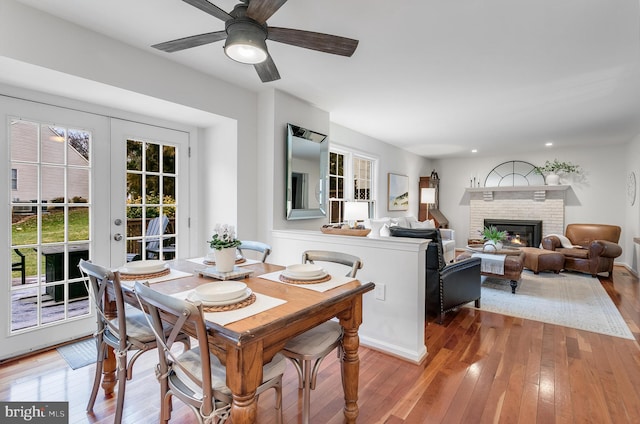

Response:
(282, 250), (363, 424)
(78, 259), (190, 424)
(133, 280), (286, 424)
(237, 240), (272, 263)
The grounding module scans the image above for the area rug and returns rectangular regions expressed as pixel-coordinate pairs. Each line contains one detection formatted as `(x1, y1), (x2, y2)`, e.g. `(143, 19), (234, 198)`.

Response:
(57, 338), (97, 370)
(466, 271), (635, 340)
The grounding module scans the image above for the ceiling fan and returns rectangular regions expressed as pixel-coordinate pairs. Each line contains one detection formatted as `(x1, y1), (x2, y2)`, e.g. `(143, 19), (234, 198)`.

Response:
(152, 0), (359, 83)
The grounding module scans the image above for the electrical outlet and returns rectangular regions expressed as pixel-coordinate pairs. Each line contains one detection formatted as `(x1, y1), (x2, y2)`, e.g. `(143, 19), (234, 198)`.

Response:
(375, 283), (385, 301)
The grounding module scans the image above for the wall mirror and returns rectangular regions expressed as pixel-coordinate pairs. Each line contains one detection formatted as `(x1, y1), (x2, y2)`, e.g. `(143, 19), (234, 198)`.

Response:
(286, 123), (328, 220)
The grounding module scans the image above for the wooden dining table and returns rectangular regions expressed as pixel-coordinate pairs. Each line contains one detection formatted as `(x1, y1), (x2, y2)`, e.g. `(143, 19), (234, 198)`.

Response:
(102, 259), (375, 424)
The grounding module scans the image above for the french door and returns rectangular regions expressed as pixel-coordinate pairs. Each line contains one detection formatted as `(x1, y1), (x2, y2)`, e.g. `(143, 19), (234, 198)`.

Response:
(109, 119), (189, 265)
(1, 97), (109, 359)
(1, 98), (190, 360)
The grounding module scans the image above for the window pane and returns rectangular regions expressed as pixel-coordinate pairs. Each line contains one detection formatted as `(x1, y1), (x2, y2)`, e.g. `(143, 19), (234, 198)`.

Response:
(42, 211), (66, 244)
(11, 163), (38, 203)
(11, 288), (38, 331)
(127, 173), (142, 202)
(146, 175), (160, 199)
(42, 166), (65, 201)
(12, 207), (38, 245)
(68, 168), (90, 203)
(68, 207), (89, 242)
(146, 143), (160, 173)
(163, 145), (176, 174)
(163, 176), (176, 201)
(127, 140), (143, 171)
(41, 125), (65, 165)
(67, 129), (90, 165)
(10, 120), (38, 162)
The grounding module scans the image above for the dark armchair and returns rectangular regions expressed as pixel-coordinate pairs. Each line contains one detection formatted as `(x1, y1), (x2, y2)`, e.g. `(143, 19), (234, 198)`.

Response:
(542, 223), (622, 277)
(390, 227), (482, 324)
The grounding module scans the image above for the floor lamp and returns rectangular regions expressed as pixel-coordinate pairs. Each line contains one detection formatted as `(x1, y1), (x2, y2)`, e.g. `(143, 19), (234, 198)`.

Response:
(421, 188), (436, 221)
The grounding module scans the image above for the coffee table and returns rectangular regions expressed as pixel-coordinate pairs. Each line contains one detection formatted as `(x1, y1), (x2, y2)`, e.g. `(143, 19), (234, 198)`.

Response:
(456, 250), (525, 293)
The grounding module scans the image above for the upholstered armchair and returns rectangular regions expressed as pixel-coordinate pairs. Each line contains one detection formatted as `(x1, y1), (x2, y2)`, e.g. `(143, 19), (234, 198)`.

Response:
(390, 227), (481, 323)
(541, 223), (622, 277)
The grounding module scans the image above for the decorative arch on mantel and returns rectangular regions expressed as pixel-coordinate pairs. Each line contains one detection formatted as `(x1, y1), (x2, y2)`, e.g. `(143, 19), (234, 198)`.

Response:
(484, 160), (545, 187)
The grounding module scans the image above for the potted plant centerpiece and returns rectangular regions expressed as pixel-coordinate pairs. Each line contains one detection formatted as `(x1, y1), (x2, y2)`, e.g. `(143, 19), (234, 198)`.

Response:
(534, 159), (581, 185)
(481, 225), (508, 252)
(209, 224), (242, 272)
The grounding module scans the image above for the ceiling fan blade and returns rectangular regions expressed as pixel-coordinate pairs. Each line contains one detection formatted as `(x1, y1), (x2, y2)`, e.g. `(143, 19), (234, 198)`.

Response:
(268, 27), (358, 57)
(246, 0), (288, 24)
(254, 55), (281, 82)
(182, 0), (232, 22)
(151, 31), (227, 53)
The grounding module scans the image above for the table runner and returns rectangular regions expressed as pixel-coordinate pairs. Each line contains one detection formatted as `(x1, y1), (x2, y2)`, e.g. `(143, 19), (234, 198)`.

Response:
(170, 289), (286, 326)
(472, 253), (506, 275)
(259, 270), (356, 292)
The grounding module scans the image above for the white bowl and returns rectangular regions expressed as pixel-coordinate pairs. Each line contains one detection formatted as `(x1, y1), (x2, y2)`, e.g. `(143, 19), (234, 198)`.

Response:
(284, 264), (325, 279)
(194, 281), (248, 302)
(120, 260), (167, 275)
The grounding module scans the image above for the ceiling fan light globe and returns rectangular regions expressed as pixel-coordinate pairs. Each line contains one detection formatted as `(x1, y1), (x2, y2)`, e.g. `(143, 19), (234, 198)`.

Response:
(225, 43), (267, 64)
(224, 22), (268, 64)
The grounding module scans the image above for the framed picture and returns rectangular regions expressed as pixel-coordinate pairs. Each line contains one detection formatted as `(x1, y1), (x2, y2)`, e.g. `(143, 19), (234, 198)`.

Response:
(388, 173), (409, 211)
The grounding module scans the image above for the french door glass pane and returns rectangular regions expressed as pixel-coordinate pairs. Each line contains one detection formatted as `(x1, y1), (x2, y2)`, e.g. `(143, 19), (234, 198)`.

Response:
(125, 138), (178, 262)
(9, 119), (91, 333)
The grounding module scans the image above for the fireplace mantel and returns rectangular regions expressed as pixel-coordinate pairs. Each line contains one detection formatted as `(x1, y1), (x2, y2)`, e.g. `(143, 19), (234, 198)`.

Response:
(466, 185), (569, 201)
(465, 185), (569, 193)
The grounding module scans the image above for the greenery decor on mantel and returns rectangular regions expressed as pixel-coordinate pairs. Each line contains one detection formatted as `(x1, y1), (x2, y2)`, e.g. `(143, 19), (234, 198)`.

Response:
(534, 159), (582, 185)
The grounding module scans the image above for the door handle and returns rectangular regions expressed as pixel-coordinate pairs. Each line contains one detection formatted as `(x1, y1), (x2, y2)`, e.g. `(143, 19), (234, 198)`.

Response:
(113, 233), (123, 241)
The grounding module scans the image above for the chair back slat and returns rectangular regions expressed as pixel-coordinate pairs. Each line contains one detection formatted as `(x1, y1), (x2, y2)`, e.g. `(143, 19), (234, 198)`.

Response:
(238, 240), (272, 263)
(302, 250), (362, 278)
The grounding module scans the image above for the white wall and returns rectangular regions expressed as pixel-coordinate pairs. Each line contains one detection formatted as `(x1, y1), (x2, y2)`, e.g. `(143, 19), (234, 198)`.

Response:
(625, 135), (640, 274)
(0, 0), (258, 250)
(434, 145), (630, 265)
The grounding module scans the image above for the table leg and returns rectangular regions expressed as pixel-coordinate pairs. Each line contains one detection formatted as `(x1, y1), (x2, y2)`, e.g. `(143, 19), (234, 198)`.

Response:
(226, 342), (263, 424)
(338, 296), (364, 424)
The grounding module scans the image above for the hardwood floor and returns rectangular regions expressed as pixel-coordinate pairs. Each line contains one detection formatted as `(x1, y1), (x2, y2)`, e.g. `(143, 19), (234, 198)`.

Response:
(1, 266), (640, 423)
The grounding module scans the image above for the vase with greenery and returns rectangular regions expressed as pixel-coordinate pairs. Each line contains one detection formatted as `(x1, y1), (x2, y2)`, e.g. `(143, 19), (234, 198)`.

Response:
(480, 225), (507, 251)
(209, 224), (241, 272)
(534, 159), (581, 185)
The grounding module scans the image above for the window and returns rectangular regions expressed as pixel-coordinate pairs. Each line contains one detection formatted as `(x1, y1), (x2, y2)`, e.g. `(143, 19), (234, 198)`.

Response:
(11, 169), (17, 190)
(329, 149), (375, 224)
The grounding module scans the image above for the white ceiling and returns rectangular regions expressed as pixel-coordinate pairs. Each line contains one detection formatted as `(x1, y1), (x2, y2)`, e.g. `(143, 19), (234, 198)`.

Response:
(13, 0), (640, 158)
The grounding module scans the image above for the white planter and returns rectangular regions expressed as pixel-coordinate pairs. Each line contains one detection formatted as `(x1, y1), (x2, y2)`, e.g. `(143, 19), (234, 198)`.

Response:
(545, 173), (560, 185)
(483, 240), (503, 252)
(214, 247), (236, 272)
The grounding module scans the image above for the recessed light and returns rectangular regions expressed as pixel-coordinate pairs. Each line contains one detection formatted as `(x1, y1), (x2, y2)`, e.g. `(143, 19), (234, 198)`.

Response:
(471, 149), (478, 153)
(545, 142), (553, 147)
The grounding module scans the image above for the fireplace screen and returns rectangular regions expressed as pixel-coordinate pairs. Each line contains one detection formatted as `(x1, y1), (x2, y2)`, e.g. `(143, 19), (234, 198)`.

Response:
(484, 219), (543, 247)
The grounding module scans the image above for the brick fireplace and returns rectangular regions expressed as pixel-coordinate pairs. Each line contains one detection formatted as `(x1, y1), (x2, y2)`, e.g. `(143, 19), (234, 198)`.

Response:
(468, 186), (567, 243)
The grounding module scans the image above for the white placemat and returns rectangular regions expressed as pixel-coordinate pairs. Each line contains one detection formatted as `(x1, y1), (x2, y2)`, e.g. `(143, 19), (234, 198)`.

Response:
(188, 257), (261, 267)
(171, 289), (286, 326)
(120, 269), (193, 288)
(259, 271), (356, 292)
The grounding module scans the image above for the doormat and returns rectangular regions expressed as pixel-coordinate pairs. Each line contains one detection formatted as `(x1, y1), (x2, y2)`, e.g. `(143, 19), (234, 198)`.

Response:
(57, 338), (97, 370)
